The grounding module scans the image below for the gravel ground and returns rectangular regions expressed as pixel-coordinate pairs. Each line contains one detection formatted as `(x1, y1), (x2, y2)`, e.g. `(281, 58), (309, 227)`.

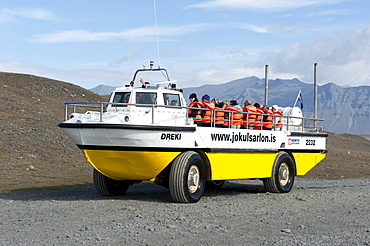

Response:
(0, 178), (369, 245)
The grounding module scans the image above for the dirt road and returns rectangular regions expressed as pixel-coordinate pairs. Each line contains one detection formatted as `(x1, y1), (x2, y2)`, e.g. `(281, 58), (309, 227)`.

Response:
(0, 178), (369, 245)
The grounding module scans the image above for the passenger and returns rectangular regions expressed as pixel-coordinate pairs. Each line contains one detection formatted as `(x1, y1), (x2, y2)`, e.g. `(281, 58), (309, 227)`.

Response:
(171, 100), (178, 106)
(253, 103), (264, 130)
(272, 105), (283, 131)
(123, 94), (130, 103)
(228, 100), (243, 129)
(137, 93), (153, 104)
(242, 100), (257, 129)
(201, 94), (213, 127)
(163, 93), (171, 105)
(211, 98), (219, 105)
(262, 105), (273, 130)
(188, 93), (202, 126)
(223, 100), (230, 128)
(214, 101), (225, 128)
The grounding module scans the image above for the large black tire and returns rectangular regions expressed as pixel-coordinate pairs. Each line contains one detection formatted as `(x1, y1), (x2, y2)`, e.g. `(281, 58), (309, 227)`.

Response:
(93, 169), (130, 196)
(206, 180), (225, 189)
(263, 152), (295, 193)
(169, 151), (205, 203)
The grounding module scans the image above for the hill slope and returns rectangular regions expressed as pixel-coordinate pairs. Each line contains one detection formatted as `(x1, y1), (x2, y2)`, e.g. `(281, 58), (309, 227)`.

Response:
(0, 72), (369, 193)
(0, 72), (104, 192)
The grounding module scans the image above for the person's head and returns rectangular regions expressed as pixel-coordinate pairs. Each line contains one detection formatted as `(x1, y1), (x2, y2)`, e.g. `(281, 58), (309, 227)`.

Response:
(244, 100), (252, 106)
(202, 94), (210, 103)
(171, 100), (178, 106)
(164, 93), (170, 98)
(253, 103), (260, 108)
(189, 93), (198, 102)
(262, 105), (269, 110)
(223, 100), (230, 107)
(212, 98), (219, 105)
(272, 105), (279, 112)
(230, 100), (238, 106)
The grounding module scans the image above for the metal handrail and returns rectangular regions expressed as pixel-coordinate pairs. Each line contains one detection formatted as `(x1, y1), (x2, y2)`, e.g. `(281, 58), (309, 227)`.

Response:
(63, 102), (324, 132)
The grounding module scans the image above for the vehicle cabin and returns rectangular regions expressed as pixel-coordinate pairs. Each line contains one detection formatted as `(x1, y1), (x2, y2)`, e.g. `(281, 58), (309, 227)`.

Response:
(105, 82), (188, 126)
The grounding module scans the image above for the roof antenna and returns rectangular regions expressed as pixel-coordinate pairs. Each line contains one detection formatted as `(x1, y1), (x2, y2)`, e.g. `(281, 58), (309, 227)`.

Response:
(153, 0), (161, 68)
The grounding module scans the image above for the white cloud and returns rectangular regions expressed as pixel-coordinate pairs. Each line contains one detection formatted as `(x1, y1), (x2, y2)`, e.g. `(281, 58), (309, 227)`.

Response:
(255, 24), (370, 86)
(228, 22), (317, 34)
(0, 7), (61, 24)
(228, 22), (268, 33)
(187, 0), (348, 11)
(32, 29), (121, 43)
(307, 8), (357, 17)
(31, 23), (221, 43)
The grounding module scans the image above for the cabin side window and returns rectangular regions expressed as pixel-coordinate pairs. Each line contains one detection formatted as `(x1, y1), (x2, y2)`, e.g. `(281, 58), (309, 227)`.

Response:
(136, 92), (157, 106)
(163, 93), (181, 106)
(112, 92), (131, 107)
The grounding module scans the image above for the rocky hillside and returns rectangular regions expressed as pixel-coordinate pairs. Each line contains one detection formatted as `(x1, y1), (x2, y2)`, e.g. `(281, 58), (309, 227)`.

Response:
(0, 72), (104, 192)
(0, 72), (369, 193)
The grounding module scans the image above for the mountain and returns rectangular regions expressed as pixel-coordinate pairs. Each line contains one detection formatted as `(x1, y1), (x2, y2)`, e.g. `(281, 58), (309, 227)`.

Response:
(90, 84), (116, 96)
(182, 77), (370, 135)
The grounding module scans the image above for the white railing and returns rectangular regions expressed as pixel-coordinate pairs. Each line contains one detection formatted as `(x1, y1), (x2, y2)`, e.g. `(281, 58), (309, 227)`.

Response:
(63, 102), (324, 132)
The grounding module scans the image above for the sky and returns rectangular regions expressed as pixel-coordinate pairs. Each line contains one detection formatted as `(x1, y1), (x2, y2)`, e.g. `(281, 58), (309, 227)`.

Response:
(1, 0), (370, 89)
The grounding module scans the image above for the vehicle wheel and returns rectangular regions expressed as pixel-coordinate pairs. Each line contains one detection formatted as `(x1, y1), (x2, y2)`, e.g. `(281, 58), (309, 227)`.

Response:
(263, 152), (295, 193)
(169, 151), (205, 203)
(206, 180), (225, 189)
(93, 169), (129, 196)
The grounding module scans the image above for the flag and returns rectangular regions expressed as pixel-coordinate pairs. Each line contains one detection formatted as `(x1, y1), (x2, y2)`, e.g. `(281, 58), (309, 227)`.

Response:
(297, 92), (303, 109)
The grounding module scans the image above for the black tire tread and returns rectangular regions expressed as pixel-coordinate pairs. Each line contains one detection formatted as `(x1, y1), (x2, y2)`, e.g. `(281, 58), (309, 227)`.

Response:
(263, 152), (295, 193)
(169, 151), (205, 203)
(93, 169), (129, 196)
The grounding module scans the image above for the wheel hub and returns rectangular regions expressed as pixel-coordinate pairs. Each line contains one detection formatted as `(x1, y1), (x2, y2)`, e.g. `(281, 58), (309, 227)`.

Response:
(188, 165), (200, 193)
(278, 162), (290, 186)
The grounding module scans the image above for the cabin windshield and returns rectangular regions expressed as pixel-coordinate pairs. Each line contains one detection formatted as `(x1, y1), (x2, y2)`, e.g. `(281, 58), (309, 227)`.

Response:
(136, 92), (157, 105)
(112, 92), (131, 107)
(163, 93), (181, 106)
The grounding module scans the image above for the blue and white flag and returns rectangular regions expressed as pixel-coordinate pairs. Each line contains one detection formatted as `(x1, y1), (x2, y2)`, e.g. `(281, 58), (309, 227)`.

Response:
(297, 92), (303, 109)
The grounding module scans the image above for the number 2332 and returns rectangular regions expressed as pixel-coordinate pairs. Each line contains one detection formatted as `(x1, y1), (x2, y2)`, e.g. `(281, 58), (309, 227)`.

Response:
(306, 139), (316, 145)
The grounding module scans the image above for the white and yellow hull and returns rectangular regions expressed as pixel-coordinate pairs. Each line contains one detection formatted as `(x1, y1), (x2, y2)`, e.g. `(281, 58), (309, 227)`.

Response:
(59, 123), (327, 181)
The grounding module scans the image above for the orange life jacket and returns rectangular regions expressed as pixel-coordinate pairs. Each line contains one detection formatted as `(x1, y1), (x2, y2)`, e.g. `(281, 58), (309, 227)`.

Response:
(223, 111), (230, 127)
(241, 106), (248, 126)
(242, 105), (257, 126)
(213, 107), (225, 125)
(254, 108), (264, 129)
(273, 111), (283, 129)
(226, 107), (243, 126)
(202, 102), (214, 124)
(188, 102), (203, 122)
(263, 109), (273, 129)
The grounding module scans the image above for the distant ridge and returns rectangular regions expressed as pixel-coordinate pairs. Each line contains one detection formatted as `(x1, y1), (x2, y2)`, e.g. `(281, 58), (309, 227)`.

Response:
(90, 84), (117, 95)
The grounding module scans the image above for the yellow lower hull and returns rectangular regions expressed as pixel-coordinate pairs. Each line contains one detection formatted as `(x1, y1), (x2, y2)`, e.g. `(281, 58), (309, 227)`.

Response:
(83, 149), (181, 180)
(292, 152), (326, 176)
(83, 149), (325, 181)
